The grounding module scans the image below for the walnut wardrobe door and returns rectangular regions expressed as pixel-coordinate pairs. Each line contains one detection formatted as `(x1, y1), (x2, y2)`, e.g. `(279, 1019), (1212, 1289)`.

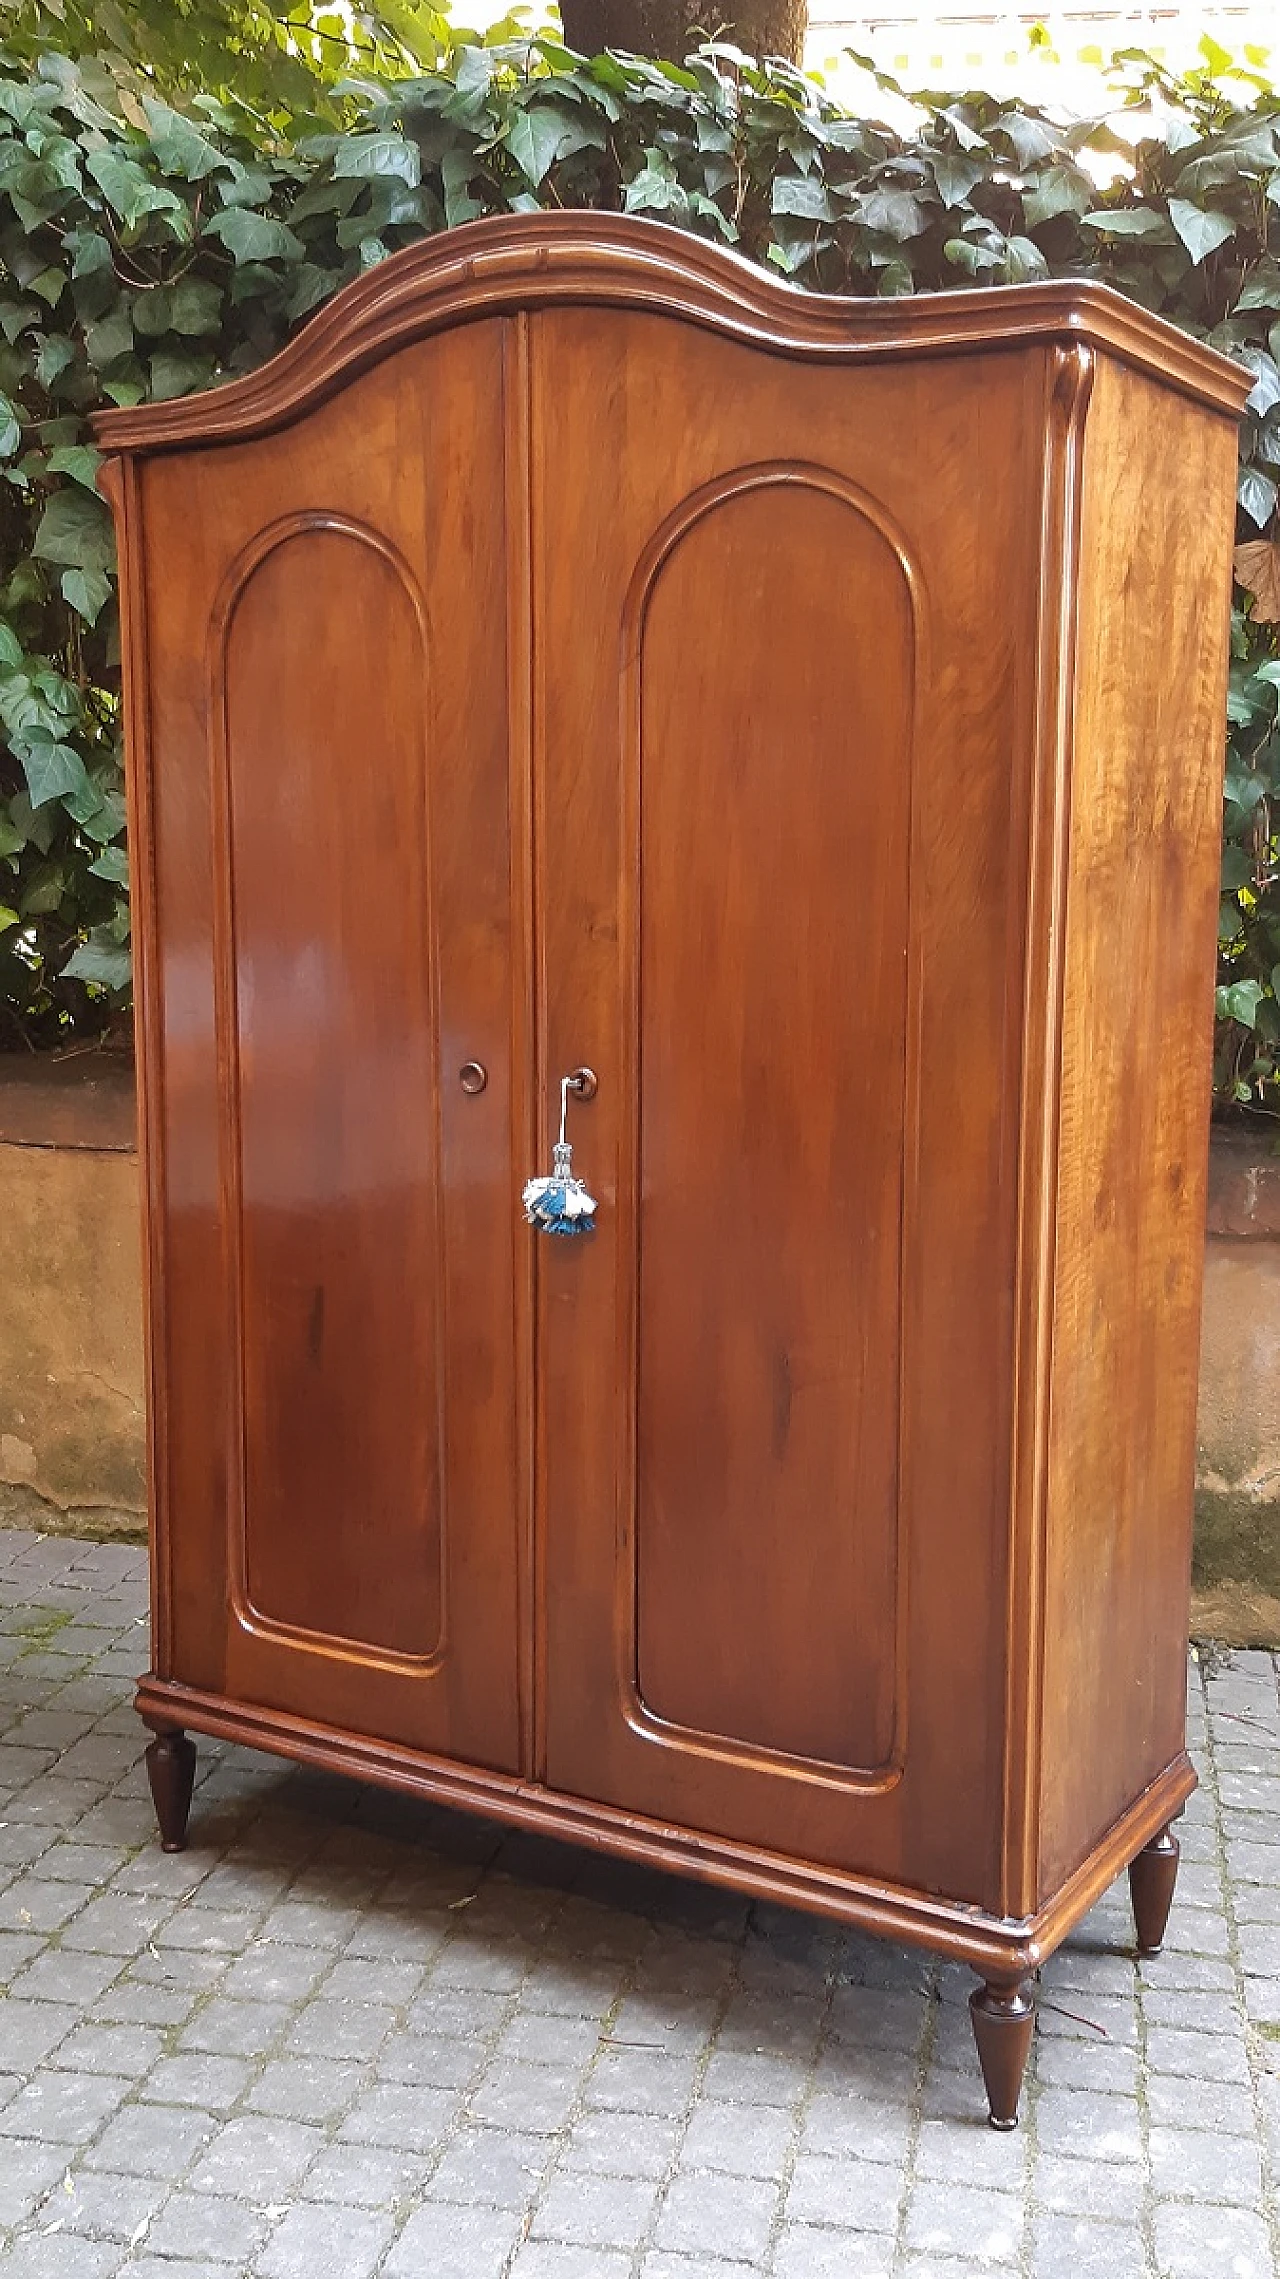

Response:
(138, 323), (526, 1770)
(530, 308), (1046, 1901)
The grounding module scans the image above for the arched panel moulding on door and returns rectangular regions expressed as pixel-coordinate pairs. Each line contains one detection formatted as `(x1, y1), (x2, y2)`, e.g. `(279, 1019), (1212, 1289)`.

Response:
(97, 212), (1249, 2129)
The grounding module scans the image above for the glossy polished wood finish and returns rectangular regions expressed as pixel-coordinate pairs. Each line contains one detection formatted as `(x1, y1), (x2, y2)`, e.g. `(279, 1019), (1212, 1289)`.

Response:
(143, 1727), (196, 1853)
(99, 215), (1248, 2128)
(1130, 1823), (1181, 1957)
(970, 1976), (1038, 2131)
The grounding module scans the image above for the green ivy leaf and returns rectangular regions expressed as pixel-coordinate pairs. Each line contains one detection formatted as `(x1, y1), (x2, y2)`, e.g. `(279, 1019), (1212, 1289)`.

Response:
(202, 207), (305, 263)
(1239, 465), (1279, 529)
(1217, 977), (1266, 1027)
(995, 111), (1058, 167)
(1081, 207), (1172, 237)
(18, 731), (91, 809)
(332, 131), (421, 185)
(505, 103), (605, 187)
(60, 565), (111, 624)
(32, 485), (115, 576)
(1222, 845), (1252, 890)
(857, 184), (928, 239)
(772, 173), (835, 220)
(624, 151), (688, 217)
(0, 391), (21, 459)
(168, 276), (224, 336)
(87, 844), (128, 885)
(62, 928), (130, 990)
(149, 348), (215, 401)
(47, 444), (102, 491)
(85, 148), (184, 231)
(83, 305), (134, 368)
(142, 96), (228, 180)
(1167, 197), (1236, 264)
(35, 333), (76, 388)
(1022, 163), (1092, 226)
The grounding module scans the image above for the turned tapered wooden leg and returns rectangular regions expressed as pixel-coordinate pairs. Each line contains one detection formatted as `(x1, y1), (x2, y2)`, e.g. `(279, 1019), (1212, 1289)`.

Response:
(145, 1728), (197, 1853)
(1129, 1823), (1180, 1957)
(969, 1974), (1036, 2130)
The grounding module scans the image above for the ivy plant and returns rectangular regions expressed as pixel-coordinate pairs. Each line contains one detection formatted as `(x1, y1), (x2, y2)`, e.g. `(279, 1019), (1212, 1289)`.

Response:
(0, 22), (1279, 1114)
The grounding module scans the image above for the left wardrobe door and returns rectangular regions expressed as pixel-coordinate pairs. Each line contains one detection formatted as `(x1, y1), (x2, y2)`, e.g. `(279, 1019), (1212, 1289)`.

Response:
(131, 322), (526, 1772)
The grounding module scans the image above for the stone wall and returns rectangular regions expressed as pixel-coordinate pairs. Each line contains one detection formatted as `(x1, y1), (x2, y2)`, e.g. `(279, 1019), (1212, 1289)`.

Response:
(1195, 1133), (1280, 1646)
(0, 1057), (144, 1538)
(2, 1060), (1278, 1640)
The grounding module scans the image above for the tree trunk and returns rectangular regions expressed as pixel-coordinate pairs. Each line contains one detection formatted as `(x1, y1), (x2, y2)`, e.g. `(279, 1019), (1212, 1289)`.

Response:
(558, 0), (807, 64)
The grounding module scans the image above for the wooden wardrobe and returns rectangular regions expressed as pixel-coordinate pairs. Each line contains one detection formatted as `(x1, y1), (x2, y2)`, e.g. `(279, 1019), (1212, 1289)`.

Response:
(95, 214), (1247, 2127)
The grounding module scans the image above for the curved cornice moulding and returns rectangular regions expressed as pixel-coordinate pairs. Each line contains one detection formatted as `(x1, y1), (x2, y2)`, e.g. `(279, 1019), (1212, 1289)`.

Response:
(91, 210), (1251, 456)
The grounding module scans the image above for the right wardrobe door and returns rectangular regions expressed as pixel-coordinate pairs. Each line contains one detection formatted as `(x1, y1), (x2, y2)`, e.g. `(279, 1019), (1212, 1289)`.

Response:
(531, 307), (1048, 1907)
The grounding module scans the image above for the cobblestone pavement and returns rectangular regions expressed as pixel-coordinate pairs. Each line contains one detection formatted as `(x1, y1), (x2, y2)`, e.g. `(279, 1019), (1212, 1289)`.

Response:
(0, 1526), (1277, 2279)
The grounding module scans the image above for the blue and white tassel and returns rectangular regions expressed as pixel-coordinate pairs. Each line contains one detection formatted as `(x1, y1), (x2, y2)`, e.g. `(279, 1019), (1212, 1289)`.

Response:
(522, 1073), (598, 1238)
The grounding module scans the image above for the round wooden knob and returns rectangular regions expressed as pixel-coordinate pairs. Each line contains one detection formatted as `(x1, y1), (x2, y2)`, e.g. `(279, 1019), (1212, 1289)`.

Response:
(459, 1061), (488, 1095)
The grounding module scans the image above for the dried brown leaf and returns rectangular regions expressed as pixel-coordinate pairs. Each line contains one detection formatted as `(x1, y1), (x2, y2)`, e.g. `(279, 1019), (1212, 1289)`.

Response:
(1235, 539), (1280, 622)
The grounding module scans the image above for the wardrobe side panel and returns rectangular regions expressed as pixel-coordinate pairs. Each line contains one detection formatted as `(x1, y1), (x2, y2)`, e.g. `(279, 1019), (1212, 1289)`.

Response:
(1037, 357), (1238, 1899)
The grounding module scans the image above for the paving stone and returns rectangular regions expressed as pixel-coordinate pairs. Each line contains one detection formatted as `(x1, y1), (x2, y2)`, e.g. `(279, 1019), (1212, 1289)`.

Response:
(1031, 2215), (1150, 2279)
(1152, 2200), (1274, 2278)
(383, 2200), (520, 2279)
(90, 1978), (201, 2032)
(50, 2022), (165, 2078)
(286, 1997), (393, 2062)
(0, 1586), (1274, 2279)
(586, 2045), (701, 2115)
(680, 2098), (796, 2180)
(0, 2067), (130, 2143)
(244, 2054), (364, 2124)
(913, 2116), (1029, 2189)
(654, 2170), (779, 2262)
(113, 2260), (232, 2279)
(800, 2089), (914, 2167)
(468, 2059), (582, 2134)
(13, 1951), (126, 2009)
(0, 2135), (72, 2225)
(559, 2109), (682, 2180)
(220, 1943), (331, 2003)
(255, 2199), (394, 2279)
(321, 1955), (425, 2007)
(428, 2123), (554, 2206)
(509, 2249), (633, 2279)
(0, 2237), (123, 2278)
(785, 2148), (902, 2231)
(0, 1876), (92, 1931)
(1145, 2024), (1252, 2084)
(0, 1999), (77, 2072)
(85, 2101), (218, 2178)
(430, 1934), (532, 1993)
(60, 1894), (174, 1954)
(376, 2029), (481, 2088)
(532, 2168), (662, 2248)
(499, 2011), (604, 2068)
(53, 2167), (169, 2243)
(1150, 2124), (1264, 2207)
(183, 2113), (323, 2196)
(1031, 2088), (1143, 2163)
(699, 2047), (809, 2107)
(338, 2080), (455, 2151)
(772, 2226), (897, 2277)
(904, 2177), (1023, 2263)
(177, 1995), (288, 2058)
(298, 2143), (430, 2208)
